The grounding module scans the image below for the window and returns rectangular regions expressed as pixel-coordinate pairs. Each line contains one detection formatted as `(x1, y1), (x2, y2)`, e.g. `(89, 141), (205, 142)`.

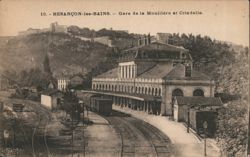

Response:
(185, 64), (192, 77)
(193, 89), (204, 97)
(172, 88), (184, 97)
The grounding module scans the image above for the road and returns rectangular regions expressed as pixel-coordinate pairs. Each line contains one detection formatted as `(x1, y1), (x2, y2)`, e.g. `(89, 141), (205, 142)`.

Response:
(104, 110), (173, 157)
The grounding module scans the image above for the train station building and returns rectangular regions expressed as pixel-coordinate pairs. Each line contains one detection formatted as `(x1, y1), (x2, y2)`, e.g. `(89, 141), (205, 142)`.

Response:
(91, 35), (216, 116)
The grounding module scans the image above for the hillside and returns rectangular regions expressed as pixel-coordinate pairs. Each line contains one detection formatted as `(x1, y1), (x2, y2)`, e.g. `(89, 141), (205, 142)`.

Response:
(0, 33), (114, 76)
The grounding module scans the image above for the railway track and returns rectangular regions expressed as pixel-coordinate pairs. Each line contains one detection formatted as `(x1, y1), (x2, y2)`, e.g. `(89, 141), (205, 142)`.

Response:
(31, 114), (51, 157)
(104, 111), (172, 157)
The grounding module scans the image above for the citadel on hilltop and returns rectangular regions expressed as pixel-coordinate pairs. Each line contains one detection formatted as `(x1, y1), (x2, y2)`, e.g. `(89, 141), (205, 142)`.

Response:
(18, 22), (68, 36)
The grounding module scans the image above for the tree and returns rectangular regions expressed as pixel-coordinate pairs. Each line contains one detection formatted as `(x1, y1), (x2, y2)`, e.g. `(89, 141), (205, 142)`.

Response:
(43, 54), (52, 75)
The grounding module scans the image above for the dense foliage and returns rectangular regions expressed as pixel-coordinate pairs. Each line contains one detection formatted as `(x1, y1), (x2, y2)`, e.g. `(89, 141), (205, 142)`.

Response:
(168, 33), (248, 155)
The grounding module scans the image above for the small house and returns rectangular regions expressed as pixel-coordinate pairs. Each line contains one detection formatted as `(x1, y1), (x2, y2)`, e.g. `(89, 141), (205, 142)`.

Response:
(69, 74), (84, 88)
(173, 96), (223, 137)
(41, 90), (63, 110)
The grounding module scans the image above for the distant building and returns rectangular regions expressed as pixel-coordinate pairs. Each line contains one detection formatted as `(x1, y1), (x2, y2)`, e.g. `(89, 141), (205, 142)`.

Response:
(0, 74), (10, 90)
(70, 75), (84, 87)
(93, 36), (113, 47)
(50, 22), (68, 34)
(57, 76), (70, 91)
(41, 90), (63, 110)
(18, 22), (68, 36)
(156, 33), (171, 44)
(18, 28), (40, 36)
(47, 79), (57, 90)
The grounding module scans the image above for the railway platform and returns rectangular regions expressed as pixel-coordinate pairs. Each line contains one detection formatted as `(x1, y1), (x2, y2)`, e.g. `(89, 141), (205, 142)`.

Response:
(113, 105), (221, 157)
(84, 111), (121, 157)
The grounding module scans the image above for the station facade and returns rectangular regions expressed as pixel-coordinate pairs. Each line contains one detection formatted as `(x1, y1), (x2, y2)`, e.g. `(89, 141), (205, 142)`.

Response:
(91, 35), (215, 116)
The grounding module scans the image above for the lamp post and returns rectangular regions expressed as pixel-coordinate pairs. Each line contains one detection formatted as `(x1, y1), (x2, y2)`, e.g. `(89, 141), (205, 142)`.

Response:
(203, 121), (208, 156)
(187, 105), (190, 133)
(78, 100), (84, 124)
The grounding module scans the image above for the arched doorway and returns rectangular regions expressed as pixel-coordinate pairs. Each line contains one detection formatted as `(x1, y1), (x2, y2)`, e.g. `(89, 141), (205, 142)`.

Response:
(172, 88), (184, 117)
(193, 89), (204, 97)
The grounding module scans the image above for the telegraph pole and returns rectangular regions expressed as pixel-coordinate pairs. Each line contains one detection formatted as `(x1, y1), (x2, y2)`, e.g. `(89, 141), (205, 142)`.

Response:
(71, 103), (74, 157)
(203, 121), (208, 156)
(187, 105), (190, 133)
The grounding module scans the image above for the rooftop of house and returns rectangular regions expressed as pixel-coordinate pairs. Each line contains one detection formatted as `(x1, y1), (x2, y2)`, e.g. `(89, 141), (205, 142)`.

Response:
(119, 41), (191, 62)
(94, 63), (211, 81)
(175, 96), (223, 107)
(41, 89), (62, 96)
(95, 68), (118, 78)
(124, 41), (187, 52)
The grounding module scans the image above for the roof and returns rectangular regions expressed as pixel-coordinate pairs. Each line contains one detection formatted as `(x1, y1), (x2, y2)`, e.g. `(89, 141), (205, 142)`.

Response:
(76, 91), (99, 102)
(137, 63), (173, 78)
(164, 64), (211, 80)
(70, 74), (85, 79)
(124, 41), (187, 52)
(119, 41), (191, 62)
(94, 63), (211, 81)
(56, 74), (71, 80)
(82, 90), (161, 102)
(95, 68), (118, 78)
(175, 96), (223, 107)
(41, 89), (62, 96)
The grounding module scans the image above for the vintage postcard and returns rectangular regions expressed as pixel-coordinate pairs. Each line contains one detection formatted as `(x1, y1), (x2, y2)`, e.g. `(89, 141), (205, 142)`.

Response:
(0, 0), (249, 157)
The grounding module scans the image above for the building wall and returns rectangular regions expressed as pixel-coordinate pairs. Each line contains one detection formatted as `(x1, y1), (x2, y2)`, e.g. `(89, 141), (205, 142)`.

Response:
(41, 95), (52, 109)
(156, 33), (171, 44)
(92, 78), (163, 96)
(0, 77), (9, 90)
(57, 79), (70, 90)
(162, 83), (215, 115)
(92, 77), (215, 116)
(52, 97), (58, 109)
(93, 36), (113, 47)
(70, 76), (83, 86)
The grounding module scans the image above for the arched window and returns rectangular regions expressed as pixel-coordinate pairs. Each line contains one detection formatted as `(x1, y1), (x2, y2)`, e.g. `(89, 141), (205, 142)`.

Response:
(135, 87), (138, 93)
(145, 87), (148, 94)
(142, 87), (144, 94)
(139, 87), (141, 94)
(148, 88), (151, 95)
(155, 88), (158, 96)
(152, 88), (155, 95)
(193, 89), (204, 97)
(159, 88), (161, 96)
(172, 88), (184, 97)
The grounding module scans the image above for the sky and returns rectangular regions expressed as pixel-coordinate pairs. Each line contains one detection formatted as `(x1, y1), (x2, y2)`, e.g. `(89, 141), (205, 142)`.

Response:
(0, 0), (249, 46)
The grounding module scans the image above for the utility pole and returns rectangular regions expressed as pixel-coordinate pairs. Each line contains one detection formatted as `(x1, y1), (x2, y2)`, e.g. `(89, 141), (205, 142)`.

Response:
(71, 104), (74, 157)
(203, 121), (208, 156)
(187, 105), (190, 133)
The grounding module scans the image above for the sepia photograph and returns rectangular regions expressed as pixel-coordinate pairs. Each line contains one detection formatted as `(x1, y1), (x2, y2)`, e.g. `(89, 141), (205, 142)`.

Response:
(0, 0), (249, 157)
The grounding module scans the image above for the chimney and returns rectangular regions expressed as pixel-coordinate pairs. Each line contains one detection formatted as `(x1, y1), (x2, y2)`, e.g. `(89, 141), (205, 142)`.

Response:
(144, 35), (148, 45)
(138, 37), (142, 46)
(185, 63), (192, 77)
(148, 33), (151, 44)
(141, 36), (145, 45)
